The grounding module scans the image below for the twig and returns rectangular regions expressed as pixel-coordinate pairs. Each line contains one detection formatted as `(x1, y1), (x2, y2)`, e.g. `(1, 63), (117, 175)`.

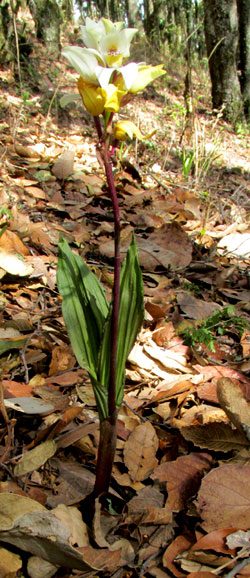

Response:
(224, 558), (250, 578)
(148, 171), (172, 193)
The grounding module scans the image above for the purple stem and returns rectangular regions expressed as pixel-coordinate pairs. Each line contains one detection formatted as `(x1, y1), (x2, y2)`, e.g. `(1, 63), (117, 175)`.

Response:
(94, 115), (120, 417)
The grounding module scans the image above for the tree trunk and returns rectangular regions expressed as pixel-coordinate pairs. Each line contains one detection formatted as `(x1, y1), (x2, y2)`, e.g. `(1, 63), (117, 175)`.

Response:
(236, 0), (250, 120)
(204, 0), (244, 123)
(142, 0), (165, 49)
(28, 0), (61, 57)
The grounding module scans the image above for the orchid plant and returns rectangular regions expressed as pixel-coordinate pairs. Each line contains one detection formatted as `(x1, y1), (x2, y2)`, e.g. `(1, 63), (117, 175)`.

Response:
(57, 17), (165, 499)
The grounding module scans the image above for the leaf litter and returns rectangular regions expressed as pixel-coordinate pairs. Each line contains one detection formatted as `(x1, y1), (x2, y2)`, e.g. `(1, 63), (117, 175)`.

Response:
(0, 29), (250, 578)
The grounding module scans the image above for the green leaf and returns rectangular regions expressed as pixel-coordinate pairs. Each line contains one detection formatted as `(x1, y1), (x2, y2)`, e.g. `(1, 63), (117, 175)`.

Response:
(57, 238), (109, 380)
(0, 337), (27, 356)
(97, 235), (144, 417)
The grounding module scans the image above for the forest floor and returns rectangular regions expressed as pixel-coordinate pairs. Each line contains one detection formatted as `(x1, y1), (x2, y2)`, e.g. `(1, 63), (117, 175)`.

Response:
(0, 27), (250, 578)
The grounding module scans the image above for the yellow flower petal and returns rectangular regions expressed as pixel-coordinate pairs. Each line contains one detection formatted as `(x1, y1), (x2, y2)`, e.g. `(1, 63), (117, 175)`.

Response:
(104, 84), (127, 113)
(113, 120), (156, 141)
(77, 76), (105, 115)
(129, 64), (166, 93)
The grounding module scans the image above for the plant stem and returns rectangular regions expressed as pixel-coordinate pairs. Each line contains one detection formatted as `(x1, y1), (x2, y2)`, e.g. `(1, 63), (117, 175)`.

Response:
(93, 410), (117, 496)
(93, 115), (121, 497)
(103, 145), (120, 416)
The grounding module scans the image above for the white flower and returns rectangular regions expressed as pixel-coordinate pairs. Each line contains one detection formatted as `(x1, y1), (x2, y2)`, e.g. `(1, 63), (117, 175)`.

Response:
(80, 17), (137, 68)
(61, 46), (101, 83)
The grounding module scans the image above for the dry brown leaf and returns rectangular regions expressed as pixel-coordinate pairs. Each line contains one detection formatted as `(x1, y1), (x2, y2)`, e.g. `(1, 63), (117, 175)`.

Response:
(0, 230), (30, 256)
(163, 535), (194, 577)
(126, 486), (172, 525)
(14, 440), (57, 477)
(177, 292), (220, 320)
(151, 453), (212, 512)
(144, 340), (189, 373)
(173, 405), (228, 428)
(0, 546), (22, 576)
(181, 422), (249, 452)
(193, 365), (250, 385)
(217, 378), (250, 436)
(197, 464), (250, 531)
(27, 556), (57, 578)
(52, 504), (89, 547)
(47, 458), (95, 507)
(25, 186), (48, 199)
(3, 379), (33, 398)
(100, 224), (192, 271)
(123, 421), (158, 482)
(186, 571), (214, 578)
(191, 528), (238, 555)
(0, 493), (95, 571)
(14, 143), (40, 158)
(48, 344), (76, 376)
(196, 383), (219, 404)
(52, 150), (75, 180)
(0, 249), (33, 276)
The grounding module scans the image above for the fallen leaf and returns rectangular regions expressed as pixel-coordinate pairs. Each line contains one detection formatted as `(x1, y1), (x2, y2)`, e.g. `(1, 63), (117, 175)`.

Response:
(52, 504), (89, 547)
(52, 150), (75, 180)
(48, 344), (76, 375)
(0, 230), (30, 256)
(151, 453), (212, 512)
(197, 464), (250, 531)
(163, 535), (194, 577)
(191, 528), (238, 555)
(0, 249), (33, 276)
(177, 292), (221, 320)
(46, 459), (95, 507)
(217, 378), (250, 436)
(196, 383), (219, 404)
(25, 186), (48, 199)
(4, 397), (54, 416)
(0, 493), (95, 570)
(181, 422), (249, 452)
(186, 571), (214, 578)
(14, 143), (40, 158)
(0, 546), (22, 576)
(124, 421), (158, 482)
(100, 224), (193, 271)
(126, 486), (172, 525)
(27, 556), (57, 578)
(226, 529), (250, 550)
(193, 365), (250, 385)
(14, 440), (57, 476)
(172, 405), (228, 428)
(217, 233), (250, 258)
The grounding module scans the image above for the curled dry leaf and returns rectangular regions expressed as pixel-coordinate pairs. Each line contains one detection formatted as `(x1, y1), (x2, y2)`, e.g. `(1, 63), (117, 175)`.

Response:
(123, 421), (158, 482)
(197, 464), (250, 531)
(163, 535), (194, 578)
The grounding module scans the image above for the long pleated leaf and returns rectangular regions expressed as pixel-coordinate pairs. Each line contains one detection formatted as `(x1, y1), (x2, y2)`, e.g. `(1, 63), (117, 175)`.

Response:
(116, 234), (144, 406)
(57, 238), (109, 380)
(98, 235), (144, 412)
